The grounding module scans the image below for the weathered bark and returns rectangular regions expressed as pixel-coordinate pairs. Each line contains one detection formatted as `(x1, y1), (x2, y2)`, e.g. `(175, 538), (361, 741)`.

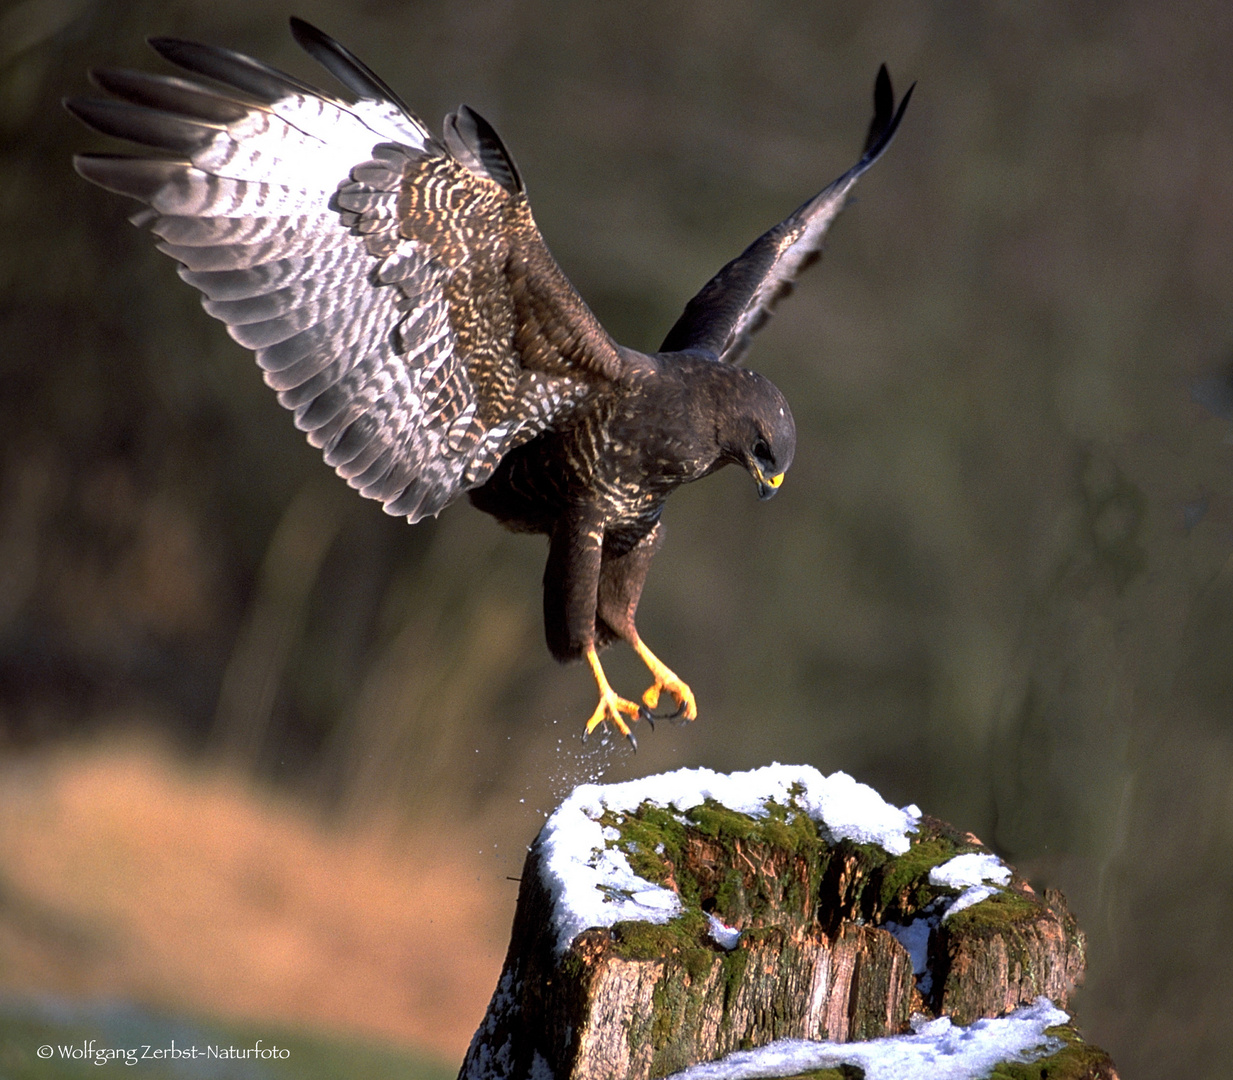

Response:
(932, 885), (1088, 1024)
(460, 800), (1105, 1080)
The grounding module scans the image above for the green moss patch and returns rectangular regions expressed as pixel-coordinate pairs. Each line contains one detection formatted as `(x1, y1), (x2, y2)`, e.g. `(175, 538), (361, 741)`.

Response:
(597, 800), (1007, 955)
(989, 1024), (1116, 1079)
(610, 911), (709, 960)
(876, 835), (967, 912)
(944, 888), (1040, 934)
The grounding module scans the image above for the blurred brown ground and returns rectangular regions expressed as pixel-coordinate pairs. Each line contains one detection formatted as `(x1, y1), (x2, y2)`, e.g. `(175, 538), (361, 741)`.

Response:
(0, 734), (511, 1060)
(4, 0), (1233, 1075)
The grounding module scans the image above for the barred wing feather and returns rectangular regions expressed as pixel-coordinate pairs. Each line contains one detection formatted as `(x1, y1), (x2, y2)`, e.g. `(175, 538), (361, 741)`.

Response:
(70, 20), (610, 522)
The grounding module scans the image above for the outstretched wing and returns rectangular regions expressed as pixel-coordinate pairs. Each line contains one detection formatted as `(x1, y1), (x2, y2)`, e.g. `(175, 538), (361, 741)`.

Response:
(659, 65), (913, 364)
(69, 18), (630, 523)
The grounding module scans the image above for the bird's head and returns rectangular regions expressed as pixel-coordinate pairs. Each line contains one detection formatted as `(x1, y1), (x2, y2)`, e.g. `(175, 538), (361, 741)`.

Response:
(721, 370), (796, 499)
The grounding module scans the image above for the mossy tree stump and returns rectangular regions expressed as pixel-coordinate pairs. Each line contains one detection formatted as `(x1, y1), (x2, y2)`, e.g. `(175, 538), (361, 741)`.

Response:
(460, 771), (1111, 1080)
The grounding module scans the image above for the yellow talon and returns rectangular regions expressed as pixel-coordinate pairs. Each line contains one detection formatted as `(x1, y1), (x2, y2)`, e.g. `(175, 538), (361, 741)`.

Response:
(632, 635), (698, 721)
(585, 646), (643, 740)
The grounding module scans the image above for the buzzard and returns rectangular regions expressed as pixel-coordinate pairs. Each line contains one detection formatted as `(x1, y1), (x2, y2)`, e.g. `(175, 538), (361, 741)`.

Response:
(69, 19), (911, 745)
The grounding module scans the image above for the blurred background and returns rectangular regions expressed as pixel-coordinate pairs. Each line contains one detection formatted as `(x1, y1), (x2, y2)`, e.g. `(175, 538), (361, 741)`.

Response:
(2, 0), (1232, 1075)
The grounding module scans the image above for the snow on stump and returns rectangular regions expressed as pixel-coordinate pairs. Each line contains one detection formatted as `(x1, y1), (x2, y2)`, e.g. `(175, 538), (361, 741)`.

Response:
(460, 765), (1116, 1080)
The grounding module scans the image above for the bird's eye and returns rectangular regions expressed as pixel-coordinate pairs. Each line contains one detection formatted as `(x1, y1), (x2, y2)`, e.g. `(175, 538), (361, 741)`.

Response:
(752, 438), (772, 464)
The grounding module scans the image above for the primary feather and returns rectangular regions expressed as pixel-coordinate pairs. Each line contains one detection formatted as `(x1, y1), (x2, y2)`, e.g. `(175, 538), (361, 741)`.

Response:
(659, 65), (913, 364)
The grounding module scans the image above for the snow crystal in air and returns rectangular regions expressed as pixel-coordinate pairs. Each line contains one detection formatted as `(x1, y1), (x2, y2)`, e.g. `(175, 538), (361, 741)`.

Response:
(661, 997), (1071, 1080)
(538, 764), (921, 953)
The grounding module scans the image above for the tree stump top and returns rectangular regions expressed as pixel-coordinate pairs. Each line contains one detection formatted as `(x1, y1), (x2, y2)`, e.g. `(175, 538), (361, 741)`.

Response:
(537, 765), (923, 954)
(461, 765), (1115, 1080)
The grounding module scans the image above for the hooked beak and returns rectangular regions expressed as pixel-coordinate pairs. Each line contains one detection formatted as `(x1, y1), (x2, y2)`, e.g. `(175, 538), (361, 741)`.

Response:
(754, 467), (785, 500)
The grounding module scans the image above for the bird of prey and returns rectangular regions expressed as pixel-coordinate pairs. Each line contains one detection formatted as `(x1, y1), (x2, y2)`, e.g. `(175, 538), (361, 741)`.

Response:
(69, 19), (911, 745)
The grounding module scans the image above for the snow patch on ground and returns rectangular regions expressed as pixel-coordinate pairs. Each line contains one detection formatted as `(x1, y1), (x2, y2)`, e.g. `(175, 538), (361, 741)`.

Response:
(930, 853), (1011, 890)
(661, 998), (1070, 1080)
(931, 852), (1013, 923)
(527, 1050), (555, 1080)
(884, 916), (934, 989)
(943, 883), (1002, 921)
(460, 969), (519, 1080)
(706, 912), (743, 950)
(538, 764), (922, 953)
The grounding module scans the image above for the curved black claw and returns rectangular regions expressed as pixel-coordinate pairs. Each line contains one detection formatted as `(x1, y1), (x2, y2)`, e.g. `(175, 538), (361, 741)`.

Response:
(639, 706), (655, 731)
(645, 700), (688, 722)
(581, 718), (642, 749)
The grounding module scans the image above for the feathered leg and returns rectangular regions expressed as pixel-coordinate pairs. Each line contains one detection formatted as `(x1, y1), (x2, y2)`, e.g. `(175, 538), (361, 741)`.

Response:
(597, 523), (697, 722)
(544, 509), (643, 741)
